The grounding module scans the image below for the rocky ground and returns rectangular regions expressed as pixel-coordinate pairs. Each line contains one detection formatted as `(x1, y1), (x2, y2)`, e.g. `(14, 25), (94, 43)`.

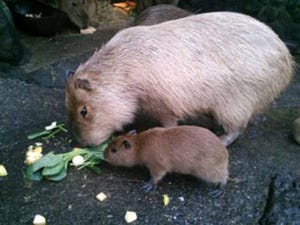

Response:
(0, 27), (299, 225)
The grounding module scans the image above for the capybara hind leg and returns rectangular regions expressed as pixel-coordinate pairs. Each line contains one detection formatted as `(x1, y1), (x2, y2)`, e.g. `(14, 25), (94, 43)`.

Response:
(220, 131), (241, 146)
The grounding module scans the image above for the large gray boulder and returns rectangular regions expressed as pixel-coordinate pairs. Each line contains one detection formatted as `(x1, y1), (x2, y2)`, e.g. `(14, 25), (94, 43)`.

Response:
(0, 0), (22, 64)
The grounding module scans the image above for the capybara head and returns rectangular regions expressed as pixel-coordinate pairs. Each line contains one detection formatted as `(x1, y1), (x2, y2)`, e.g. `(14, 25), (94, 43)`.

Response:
(65, 67), (137, 147)
(104, 131), (138, 167)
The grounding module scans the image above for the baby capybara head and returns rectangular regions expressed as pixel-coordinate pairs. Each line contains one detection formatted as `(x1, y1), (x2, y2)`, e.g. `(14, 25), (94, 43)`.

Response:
(104, 131), (138, 167)
(65, 68), (136, 147)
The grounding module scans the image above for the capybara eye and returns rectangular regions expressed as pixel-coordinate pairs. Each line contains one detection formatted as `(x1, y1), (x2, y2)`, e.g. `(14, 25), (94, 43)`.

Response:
(122, 140), (131, 150)
(80, 106), (88, 118)
(111, 148), (117, 153)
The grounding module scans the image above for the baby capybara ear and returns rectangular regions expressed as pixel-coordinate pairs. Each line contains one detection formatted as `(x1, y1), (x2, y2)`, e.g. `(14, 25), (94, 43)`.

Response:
(127, 130), (137, 136)
(74, 79), (92, 91)
(122, 140), (131, 150)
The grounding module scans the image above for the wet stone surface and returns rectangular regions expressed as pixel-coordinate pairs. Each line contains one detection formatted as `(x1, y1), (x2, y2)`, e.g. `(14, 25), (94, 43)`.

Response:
(0, 27), (300, 225)
(259, 174), (300, 225)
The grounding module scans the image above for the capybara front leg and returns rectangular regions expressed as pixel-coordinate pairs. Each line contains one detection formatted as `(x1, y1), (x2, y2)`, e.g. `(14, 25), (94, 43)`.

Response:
(220, 130), (241, 146)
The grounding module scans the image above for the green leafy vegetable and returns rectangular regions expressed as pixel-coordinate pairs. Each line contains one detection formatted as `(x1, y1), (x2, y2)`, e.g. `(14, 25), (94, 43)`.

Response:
(30, 152), (63, 172)
(27, 122), (67, 140)
(46, 170), (67, 181)
(42, 161), (65, 177)
(25, 138), (111, 182)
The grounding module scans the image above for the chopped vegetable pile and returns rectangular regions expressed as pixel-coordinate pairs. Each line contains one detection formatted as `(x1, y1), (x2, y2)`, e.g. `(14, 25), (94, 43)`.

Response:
(25, 122), (112, 181)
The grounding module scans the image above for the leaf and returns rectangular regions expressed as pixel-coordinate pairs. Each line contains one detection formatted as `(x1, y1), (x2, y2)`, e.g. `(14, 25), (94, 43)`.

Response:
(27, 123), (67, 140)
(57, 124), (68, 132)
(87, 140), (110, 160)
(27, 130), (51, 140)
(31, 152), (63, 173)
(42, 128), (63, 140)
(26, 165), (43, 181)
(46, 169), (67, 181)
(87, 165), (101, 175)
(42, 161), (65, 177)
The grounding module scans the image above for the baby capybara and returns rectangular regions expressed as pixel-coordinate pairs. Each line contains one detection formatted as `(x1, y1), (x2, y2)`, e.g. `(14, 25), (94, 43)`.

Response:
(104, 126), (229, 191)
(66, 12), (294, 147)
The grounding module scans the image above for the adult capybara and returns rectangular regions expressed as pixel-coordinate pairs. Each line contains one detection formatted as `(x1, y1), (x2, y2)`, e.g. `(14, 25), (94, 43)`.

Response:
(66, 12), (294, 147)
(104, 126), (229, 191)
(134, 4), (192, 26)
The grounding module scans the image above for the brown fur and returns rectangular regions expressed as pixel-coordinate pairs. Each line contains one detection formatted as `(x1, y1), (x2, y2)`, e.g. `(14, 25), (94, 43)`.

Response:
(134, 4), (192, 26)
(66, 12), (294, 147)
(104, 126), (229, 186)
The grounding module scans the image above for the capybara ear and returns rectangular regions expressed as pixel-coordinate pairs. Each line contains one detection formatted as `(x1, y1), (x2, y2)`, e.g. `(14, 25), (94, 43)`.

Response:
(122, 140), (131, 150)
(74, 79), (92, 91)
(66, 70), (74, 78)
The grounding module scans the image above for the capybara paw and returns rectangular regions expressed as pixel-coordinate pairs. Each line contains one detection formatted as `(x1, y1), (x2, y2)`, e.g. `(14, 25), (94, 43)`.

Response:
(220, 131), (240, 146)
(208, 186), (223, 198)
(141, 181), (155, 192)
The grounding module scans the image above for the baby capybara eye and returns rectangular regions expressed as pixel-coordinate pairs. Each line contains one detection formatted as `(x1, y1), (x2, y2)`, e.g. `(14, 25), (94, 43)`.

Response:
(111, 148), (117, 153)
(80, 106), (88, 118)
(122, 140), (131, 150)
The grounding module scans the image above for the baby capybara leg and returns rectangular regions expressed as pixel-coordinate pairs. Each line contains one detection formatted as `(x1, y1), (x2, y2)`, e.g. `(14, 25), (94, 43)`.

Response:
(141, 168), (167, 192)
(208, 183), (224, 198)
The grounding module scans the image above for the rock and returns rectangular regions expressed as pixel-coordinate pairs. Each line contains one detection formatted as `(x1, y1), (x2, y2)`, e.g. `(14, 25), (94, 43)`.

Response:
(259, 174), (300, 225)
(36, 0), (132, 29)
(292, 117), (300, 144)
(0, 0), (22, 64)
